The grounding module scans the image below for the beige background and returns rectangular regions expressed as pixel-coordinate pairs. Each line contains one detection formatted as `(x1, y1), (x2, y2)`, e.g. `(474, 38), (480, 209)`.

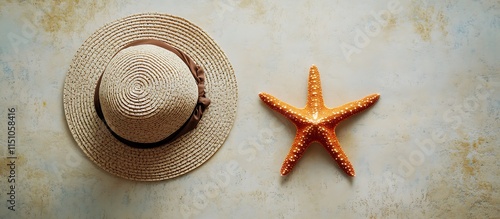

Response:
(0, 0), (499, 218)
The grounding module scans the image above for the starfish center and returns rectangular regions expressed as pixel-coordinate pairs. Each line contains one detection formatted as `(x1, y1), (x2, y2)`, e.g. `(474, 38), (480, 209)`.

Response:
(312, 112), (318, 119)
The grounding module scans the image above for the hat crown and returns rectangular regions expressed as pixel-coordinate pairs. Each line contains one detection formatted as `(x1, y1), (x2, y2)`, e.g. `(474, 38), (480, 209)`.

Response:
(98, 45), (198, 143)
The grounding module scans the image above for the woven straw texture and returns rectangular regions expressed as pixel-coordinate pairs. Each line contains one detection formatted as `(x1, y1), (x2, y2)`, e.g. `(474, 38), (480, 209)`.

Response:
(63, 13), (238, 181)
(99, 45), (199, 143)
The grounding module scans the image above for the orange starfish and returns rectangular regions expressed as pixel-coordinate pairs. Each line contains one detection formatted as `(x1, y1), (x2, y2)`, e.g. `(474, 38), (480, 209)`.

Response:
(259, 65), (380, 177)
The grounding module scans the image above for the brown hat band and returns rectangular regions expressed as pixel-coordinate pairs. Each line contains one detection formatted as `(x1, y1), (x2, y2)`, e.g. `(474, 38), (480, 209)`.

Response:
(93, 39), (211, 148)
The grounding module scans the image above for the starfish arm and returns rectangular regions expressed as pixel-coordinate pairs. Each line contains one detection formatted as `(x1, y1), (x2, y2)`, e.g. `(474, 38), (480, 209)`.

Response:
(280, 127), (313, 176)
(306, 65), (325, 110)
(317, 127), (355, 176)
(325, 93), (380, 123)
(259, 92), (307, 123)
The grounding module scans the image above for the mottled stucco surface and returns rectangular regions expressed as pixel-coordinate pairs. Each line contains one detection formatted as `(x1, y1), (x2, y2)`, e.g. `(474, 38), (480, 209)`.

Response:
(0, 0), (499, 218)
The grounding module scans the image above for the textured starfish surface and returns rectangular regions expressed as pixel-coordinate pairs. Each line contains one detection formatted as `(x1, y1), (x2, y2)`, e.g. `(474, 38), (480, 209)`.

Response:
(259, 65), (380, 177)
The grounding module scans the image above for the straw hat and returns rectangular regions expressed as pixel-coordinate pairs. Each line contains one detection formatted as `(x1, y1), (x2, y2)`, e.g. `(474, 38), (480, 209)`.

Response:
(63, 13), (237, 181)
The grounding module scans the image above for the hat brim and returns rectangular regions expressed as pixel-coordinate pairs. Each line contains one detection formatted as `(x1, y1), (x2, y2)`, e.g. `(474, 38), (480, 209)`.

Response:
(63, 13), (238, 181)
